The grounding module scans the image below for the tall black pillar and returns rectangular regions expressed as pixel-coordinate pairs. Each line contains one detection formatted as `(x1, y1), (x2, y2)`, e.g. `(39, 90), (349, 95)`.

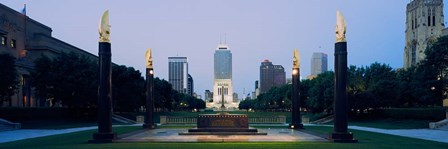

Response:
(289, 67), (303, 129)
(143, 68), (156, 129)
(331, 41), (357, 143)
(89, 42), (116, 143)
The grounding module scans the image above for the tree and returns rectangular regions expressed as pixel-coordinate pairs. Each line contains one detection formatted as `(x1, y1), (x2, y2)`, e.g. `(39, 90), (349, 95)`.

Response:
(417, 35), (448, 106)
(153, 78), (173, 111)
(32, 52), (98, 107)
(306, 71), (334, 113)
(0, 54), (18, 106)
(112, 65), (145, 112)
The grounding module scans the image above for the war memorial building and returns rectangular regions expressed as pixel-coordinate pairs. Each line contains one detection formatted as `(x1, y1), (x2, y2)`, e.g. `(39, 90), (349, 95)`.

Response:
(0, 3), (98, 107)
(404, 0), (445, 68)
(207, 43), (239, 109)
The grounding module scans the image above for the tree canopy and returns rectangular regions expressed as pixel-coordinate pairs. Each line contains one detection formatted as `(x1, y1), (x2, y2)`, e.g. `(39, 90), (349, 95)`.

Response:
(0, 54), (18, 106)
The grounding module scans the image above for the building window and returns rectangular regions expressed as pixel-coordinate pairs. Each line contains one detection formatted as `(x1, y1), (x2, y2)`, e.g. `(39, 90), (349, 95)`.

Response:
(10, 39), (16, 48)
(1, 36), (6, 46)
(432, 8), (436, 26)
(428, 16), (431, 26)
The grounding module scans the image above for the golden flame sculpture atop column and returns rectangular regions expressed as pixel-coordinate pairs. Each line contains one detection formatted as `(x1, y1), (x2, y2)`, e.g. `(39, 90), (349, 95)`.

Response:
(99, 10), (110, 43)
(293, 48), (300, 68)
(336, 10), (346, 43)
(146, 48), (153, 68)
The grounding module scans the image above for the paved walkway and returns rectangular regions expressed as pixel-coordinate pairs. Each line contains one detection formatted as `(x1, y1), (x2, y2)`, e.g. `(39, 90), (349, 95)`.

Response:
(311, 124), (448, 143)
(347, 125), (448, 143)
(0, 124), (139, 143)
(118, 128), (326, 142)
(1, 124), (448, 143)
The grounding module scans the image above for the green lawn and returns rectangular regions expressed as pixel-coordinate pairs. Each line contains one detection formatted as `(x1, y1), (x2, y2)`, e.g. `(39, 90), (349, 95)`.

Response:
(348, 118), (432, 129)
(18, 119), (128, 129)
(1, 126), (447, 149)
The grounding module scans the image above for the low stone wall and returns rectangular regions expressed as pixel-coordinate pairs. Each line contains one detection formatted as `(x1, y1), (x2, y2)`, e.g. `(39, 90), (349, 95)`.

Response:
(160, 115), (287, 125)
(429, 119), (448, 129)
(0, 118), (21, 131)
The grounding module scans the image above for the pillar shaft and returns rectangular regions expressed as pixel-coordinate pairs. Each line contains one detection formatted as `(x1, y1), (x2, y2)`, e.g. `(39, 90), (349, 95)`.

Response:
(331, 41), (357, 143)
(144, 68), (155, 129)
(333, 42), (348, 133)
(290, 67), (303, 129)
(90, 42), (116, 143)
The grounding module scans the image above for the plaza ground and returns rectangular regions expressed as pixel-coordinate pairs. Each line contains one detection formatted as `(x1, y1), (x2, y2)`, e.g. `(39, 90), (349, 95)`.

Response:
(1, 124), (448, 149)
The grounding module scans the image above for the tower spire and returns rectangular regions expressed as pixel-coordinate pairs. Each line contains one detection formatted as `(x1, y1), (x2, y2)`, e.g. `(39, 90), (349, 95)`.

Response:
(224, 33), (227, 44)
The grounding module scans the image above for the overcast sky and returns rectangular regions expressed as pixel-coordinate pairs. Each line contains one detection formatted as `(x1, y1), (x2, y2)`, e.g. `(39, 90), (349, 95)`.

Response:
(3, 0), (447, 98)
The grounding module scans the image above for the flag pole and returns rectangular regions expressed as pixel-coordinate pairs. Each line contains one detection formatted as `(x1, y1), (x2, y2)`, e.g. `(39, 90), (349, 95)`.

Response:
(23, 4), (27, 48)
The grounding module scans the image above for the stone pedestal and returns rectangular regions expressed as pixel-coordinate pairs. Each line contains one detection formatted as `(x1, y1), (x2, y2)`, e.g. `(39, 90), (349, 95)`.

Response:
(179, 113), (266, 135)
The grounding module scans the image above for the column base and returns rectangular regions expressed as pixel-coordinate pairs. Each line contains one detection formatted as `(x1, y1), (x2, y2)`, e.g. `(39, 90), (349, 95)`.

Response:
(143, 123), (157, 129)
(330, 132), (358, 143)
(288, 123), (304, 129)
(88, 132), (116, 143)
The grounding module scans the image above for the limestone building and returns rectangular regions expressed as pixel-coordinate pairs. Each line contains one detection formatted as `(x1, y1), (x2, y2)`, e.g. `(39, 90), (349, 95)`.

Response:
(0, 4), (98, 107)
(404, 0), (445, 68)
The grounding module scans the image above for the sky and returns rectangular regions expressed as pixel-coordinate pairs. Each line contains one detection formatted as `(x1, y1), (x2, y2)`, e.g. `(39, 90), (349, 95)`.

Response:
(3, 0), (447, 99)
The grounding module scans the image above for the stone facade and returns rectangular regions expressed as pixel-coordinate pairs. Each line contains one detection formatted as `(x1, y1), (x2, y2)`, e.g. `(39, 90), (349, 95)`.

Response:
(404, 0), (444, 68)
(0, 3), (98, 107)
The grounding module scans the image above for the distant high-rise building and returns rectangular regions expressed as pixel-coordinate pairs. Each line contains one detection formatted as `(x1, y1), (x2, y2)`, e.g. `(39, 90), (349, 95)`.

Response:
(404, 0), (444, 68)
(208, 42), (238, 109)
(187, 74), (194, 96)
(204, 90), (213, 102)
(255, 80), (260, 97)
(255, 80), (259, 90)
(260, 60), (286, 93)
(233, 92), (238, 102)
(168, 57), (188, 93)
(311, 52), (328, 76)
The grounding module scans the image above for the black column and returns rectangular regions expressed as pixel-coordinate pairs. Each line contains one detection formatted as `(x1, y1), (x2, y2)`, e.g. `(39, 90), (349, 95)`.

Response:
(89, 42), (116, 143)
(143, 68), (156, 129)
(330, 42), (357, 143)
(289, 67), (303, 129)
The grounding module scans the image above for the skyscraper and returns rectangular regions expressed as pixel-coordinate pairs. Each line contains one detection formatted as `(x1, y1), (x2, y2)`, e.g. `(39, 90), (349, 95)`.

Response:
(260, 60), (286, 93)
(404, 0), (444, 68)
(168, 57), (188, 93)
(187, 74), (194, 96)
(311, 52), (328, 76)
(209, 43), (238, 109)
